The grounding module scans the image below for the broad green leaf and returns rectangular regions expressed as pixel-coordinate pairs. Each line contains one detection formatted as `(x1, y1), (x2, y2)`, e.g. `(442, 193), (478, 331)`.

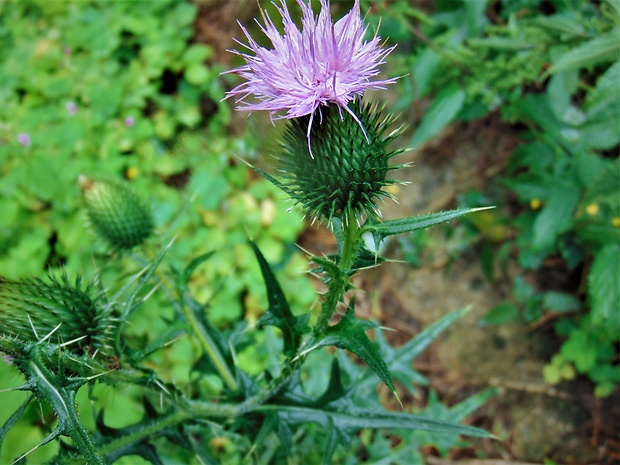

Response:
(411, 48), (442, 99)
(531, 15), (586, 37)
(548, 30), (620, 74)
(251, 242), (308, 356)
(542, 291), (581, 312)
(585, 62), (620, 120)
(560, 330), (597, 372)
(412, 84), (466, 145)
(588, 245), (620, 340)
(465, 0), (489, 38)
(364, 207), (492, 247)
(547, 68), (579, 121)
(479, 302), (519, 326)
(532, 185), (580, 251)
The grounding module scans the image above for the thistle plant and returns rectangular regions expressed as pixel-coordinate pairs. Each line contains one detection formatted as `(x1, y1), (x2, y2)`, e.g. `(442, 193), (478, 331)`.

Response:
(0, 1), (492, 464)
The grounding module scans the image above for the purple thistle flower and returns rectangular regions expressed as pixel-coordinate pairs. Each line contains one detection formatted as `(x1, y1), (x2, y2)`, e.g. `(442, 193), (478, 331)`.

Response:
(224, 0), (396, 135)
(17, 133), (31, 147)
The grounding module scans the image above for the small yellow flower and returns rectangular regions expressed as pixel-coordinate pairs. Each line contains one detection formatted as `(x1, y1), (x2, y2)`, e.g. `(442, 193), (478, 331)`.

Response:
(586, 203), (599, 216)
(530, 198), (542, 210)
(612, 217), (620, 228)
(126, 166), (139, 180)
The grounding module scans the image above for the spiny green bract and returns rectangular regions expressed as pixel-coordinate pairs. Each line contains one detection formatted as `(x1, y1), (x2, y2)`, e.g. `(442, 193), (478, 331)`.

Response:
(80, 176), (154, 250)
(0, 274), (115, 356)
(277, 100), (403, 224)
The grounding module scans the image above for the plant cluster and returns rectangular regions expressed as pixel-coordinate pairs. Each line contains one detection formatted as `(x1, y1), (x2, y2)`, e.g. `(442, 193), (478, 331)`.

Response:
(0, 1), (494, 464)
(367, 0), (619, 396)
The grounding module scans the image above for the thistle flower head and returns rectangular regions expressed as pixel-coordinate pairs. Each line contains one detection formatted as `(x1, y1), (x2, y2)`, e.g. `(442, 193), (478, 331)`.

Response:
(275, 99), (402, 224)
(80, 176), (154, 251)
(224, 0), (396, 125)
(0, 273), (115, 356)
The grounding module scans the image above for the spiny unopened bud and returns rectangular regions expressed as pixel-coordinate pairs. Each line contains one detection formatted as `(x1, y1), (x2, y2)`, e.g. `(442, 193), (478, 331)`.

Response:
(277, 100), (402, 224)
(80, 176), (153, 250)
(0, 274), (115, 356)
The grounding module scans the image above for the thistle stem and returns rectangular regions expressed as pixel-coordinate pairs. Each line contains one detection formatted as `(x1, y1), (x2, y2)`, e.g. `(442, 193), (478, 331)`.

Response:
(29, 349), (105, 465)
(179, 300), (238, 391)
(62, 401), (239, 465)
(314, 213), (361, 334)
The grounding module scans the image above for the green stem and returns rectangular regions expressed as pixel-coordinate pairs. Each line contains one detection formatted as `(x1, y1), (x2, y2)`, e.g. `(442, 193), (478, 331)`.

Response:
(179, 301), (238, 391)
(62, 401), (239, 465)
(314, 214), (361, 334)
(29, 351), (105, 465)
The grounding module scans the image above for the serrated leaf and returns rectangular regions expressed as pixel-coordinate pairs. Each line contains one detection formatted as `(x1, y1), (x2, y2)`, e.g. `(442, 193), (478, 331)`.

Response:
(251, 242), (308, 356)
(308, 301), (396, 395)
(548, 30), (620, 74)
(364, 208), (492, 247)
(588, 245), (620, 340)
(256, 404), (489, 438)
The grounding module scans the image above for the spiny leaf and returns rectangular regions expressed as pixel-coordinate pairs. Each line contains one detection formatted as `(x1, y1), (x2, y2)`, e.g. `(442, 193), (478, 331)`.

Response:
(0, 395), (33, 450)
(308, 300), (397, 397)
(251, 242), (309, 357)
(364, 207), (494, 247)
(256, 404), (490, 437)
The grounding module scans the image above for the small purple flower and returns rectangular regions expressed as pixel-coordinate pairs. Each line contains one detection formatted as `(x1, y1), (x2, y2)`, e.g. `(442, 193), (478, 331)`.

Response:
(17, 133), (31, 147)
(66, 101), (78, 115)
(124, 116), (135, 127)
(224, 0), (396, 131)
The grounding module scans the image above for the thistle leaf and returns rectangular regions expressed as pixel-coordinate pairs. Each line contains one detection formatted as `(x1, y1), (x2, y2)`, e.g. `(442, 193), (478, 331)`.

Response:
(251, 242), (309, 357)
(0, 395), (33, 451)
(308, 300), (397, 396)
(364, 207), (494, 247)
(256, 403), (490, 438)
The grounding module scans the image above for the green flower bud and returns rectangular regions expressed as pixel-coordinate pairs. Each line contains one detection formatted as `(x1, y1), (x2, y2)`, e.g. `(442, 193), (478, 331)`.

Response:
(277, 100), (403, 224)
(80, 176), (154, 250)
(0, 274), (114, 356)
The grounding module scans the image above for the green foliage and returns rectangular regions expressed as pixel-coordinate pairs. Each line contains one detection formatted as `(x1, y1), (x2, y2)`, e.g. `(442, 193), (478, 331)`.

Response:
(374, 0), (619, 395)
